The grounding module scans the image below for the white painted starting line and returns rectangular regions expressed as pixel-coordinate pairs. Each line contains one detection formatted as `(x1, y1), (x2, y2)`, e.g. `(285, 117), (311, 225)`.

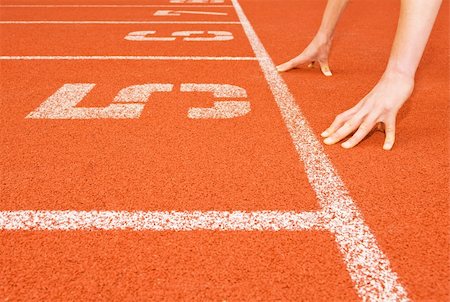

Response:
(0, 5), (234, 8)
(0, 210), (324, 231)
(0, 0), (410, 301)
(0, 21), (241, 24)
(0, 56), (257, 61)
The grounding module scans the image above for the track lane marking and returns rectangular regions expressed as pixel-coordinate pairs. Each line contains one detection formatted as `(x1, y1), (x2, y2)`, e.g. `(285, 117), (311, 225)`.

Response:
(0, 21), (241, 24)
(154, 9), (227, 16)
(0, 56), (256, 61)
(0, 0), (409, 300)
(230, 0), (409, 300)
(0, 5), (234, 8)
(0, 211), (324, 231)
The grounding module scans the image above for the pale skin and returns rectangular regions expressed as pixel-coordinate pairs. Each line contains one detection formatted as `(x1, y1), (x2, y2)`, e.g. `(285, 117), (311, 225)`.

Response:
(277, 0), (442, 150)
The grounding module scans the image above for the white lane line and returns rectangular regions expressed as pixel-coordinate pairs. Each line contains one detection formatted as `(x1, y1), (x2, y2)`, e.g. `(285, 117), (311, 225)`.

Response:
(154, 9), (227, 16)
(0, 21), (241, 24)
(0, 56), (257, 61)
(0, 210), (325, 231)
(230, 0), (409, 301)
(0, 5), (233, 8)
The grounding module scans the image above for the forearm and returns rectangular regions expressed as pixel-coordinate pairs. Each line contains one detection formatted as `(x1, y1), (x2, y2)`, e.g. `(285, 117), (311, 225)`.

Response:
(386, 0), (442, 78)
(317, 0), (350, 39)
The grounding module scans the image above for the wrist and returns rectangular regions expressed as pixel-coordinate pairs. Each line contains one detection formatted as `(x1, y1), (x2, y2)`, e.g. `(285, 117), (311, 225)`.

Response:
(382, 69), (415, 86)
(315, 30), (334, 43)
(379, 69), (415, 100)
(385, 60), (417, 80)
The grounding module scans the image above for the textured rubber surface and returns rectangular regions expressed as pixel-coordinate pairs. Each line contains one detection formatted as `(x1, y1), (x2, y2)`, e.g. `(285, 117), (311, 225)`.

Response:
(1, 0), (448, 301)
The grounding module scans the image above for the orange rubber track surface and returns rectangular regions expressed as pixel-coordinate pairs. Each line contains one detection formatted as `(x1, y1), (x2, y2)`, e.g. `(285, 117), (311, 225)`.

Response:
(1, 0), (448, 301)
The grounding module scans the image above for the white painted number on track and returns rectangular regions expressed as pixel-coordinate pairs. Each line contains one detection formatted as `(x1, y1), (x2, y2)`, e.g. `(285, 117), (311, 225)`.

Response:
(173, 31), (233, 41)
(181, 84), (250, 119)
(26, 84), (173, 119)
(27, 84), (250, 119)
(154, 10), (227, 16)
(125, 30), (233, 42)
(125, 31), (176, 41)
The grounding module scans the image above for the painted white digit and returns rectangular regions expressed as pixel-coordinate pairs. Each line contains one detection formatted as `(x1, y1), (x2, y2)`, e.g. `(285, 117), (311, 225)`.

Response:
(125, 31), (233, 42)
(181, 84), (250, 119)
(170, 0), (225, 3)
(27, 84), (173, 119)
(172, 31), (233, 41)
(124, 31), (176, 41)
(154, 10), (227, 16)
(187, 101), (250, 119)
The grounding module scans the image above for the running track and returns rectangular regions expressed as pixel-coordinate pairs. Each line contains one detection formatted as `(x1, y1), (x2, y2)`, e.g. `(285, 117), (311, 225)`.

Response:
(0, 0), (448, 301)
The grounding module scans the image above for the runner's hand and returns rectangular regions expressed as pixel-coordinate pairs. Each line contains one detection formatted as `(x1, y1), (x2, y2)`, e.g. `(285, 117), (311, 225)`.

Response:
(276, 34), (333, 76)
(321, 71), (414, 150)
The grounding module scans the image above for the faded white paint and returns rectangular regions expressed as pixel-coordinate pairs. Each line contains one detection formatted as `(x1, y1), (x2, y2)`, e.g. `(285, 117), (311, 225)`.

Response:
(125, 30), (233, 42)
(0, 21), (240, 24)
(26, 84), (173, 119)
(0, 56), (256, 61)
(231, 0), (409, 300)
(187, 101), (250, 119)
(125, 30), (176, 41)
(181, 83), (246, 97)
(0, 210), (323, 231)
(0, 5), (232, 8)
(3, 0), (410, 300)
(173, 31), (233, 41)
(27, 83), (250, 120)
(154, 9), (227, 16)
(170, 0), (225, 3)
(181, 83), (250, 119)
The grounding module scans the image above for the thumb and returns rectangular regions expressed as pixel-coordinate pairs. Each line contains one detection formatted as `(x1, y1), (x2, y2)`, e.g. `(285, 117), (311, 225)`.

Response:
(276, 52), (309, 72)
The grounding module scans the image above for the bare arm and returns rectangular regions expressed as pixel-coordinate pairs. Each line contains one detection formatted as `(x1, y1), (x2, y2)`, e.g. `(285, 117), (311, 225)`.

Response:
(276, 0), (349, 76)
(317, 0), (350, 40)
(386, 0), (442, 78)
(322, 0), (442, 150)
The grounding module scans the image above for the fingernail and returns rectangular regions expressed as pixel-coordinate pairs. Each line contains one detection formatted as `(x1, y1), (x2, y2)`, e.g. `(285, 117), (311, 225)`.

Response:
(324, 137), (334, 145)
(383, 143), (392, 151)
(324, 70), (332, 77)
(341, 142), (351, 149)
(321, 130), (329, 137)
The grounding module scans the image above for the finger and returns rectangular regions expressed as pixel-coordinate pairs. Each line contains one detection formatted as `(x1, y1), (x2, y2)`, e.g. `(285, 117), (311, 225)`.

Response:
(321, 108), (358, 138)
(376, 122), (384, 132)
(276, 53), (309, 72)
(383, 116), (396, 151)
(341, 117), (377, 149)
(319, 60), (332, 77)
(324, 116), (362, 145)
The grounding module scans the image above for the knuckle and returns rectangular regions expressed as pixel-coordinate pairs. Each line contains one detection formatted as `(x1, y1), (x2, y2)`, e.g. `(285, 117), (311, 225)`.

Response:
(344, 120), (355, 128)
(359, 122), (372, 132)
(385, 126), (396, 132)
(333, 115), (343, 123)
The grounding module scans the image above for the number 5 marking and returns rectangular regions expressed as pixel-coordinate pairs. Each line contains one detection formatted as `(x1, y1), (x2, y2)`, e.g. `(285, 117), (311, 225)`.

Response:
(26, 84), (173, 119)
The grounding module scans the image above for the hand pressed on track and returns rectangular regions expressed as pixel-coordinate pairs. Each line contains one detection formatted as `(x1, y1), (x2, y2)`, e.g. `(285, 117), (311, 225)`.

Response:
(321, 72), (414, 150)
(276, 34), (333, 76)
